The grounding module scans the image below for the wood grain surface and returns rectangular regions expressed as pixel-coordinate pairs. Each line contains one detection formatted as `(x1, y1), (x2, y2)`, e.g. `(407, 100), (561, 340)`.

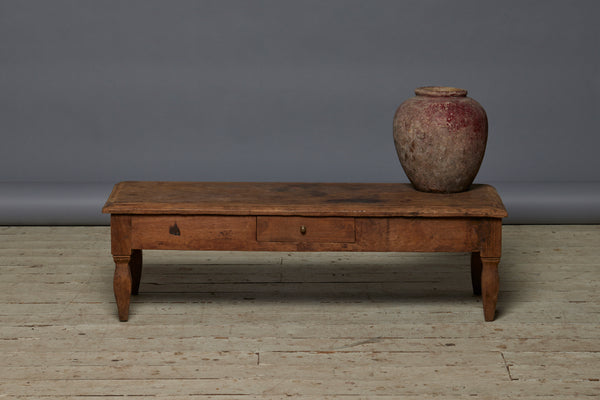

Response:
(102, 182), (508, 217)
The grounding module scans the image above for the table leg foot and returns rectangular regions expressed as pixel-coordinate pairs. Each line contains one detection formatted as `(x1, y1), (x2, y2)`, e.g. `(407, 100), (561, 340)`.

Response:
(470, 252), (482, 296)
(130, 249), (143, 295)
(481, 257), (500, 322)
(113, 255), (132, 322)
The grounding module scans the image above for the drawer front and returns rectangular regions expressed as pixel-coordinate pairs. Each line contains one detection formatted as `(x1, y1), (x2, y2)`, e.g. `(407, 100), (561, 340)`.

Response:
(132, 215), (255, 250)
(257, 216), (355, 243)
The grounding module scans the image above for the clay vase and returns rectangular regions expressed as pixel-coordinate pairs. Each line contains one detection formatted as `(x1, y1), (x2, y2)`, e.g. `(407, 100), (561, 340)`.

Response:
(393, 86), (488, 193)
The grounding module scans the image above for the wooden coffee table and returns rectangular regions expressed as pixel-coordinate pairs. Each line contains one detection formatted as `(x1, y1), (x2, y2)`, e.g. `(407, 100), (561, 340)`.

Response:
(102, 182), (507, 322)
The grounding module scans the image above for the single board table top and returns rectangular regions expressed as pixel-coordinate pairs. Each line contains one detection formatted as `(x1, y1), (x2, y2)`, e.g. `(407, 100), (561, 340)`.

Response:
(102, 181), (507, 218)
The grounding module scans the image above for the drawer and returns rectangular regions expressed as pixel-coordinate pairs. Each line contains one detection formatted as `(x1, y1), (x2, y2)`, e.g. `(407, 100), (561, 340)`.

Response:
(257, 216), (355, 243)
(131, 215), (255, 250)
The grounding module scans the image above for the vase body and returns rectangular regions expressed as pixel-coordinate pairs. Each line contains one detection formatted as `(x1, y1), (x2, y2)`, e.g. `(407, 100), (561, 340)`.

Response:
(393, 86), (488, 193)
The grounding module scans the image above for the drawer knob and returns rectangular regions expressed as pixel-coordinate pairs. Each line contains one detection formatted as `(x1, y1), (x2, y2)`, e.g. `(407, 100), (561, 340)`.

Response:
(300, 225), (307, 235)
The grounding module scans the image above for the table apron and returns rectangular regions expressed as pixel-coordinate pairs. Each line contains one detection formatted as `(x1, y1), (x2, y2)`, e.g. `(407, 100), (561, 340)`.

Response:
(127, 215), (489, 253)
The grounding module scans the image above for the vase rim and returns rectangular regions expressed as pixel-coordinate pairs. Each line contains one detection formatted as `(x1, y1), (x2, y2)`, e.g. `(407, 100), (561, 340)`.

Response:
(415, 86), (468, 97)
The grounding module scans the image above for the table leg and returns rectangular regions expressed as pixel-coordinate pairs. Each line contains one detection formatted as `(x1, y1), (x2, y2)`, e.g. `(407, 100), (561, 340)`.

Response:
(470, 252), (482, 295)
(113, 255), (132, 322)
(130, 249), (143, 295)
(478, 218), (502, 322)
(481, 256), (500, 322)
(111, 215), (134, 321)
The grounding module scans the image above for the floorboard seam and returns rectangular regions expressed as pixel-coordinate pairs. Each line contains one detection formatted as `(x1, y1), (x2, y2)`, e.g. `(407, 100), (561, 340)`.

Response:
(500, 351), (518, 381)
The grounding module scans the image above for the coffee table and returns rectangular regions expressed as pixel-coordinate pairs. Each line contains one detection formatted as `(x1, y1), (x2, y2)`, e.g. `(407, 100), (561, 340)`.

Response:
(102, 182), (507, 322)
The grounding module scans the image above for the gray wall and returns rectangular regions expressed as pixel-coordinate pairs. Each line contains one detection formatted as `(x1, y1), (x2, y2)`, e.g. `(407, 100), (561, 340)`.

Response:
(1, 1), (599, 224)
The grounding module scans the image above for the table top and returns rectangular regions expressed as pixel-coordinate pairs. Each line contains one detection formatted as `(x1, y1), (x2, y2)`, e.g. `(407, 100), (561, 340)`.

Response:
(102, 181), (507, 218)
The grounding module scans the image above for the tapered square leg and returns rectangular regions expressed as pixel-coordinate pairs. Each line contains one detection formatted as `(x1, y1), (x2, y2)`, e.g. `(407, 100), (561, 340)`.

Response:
(471, 252), (482, 296)
(481, 257), (500, 322)
(130, 249), (143, 295)
(113, 255), (132, 322)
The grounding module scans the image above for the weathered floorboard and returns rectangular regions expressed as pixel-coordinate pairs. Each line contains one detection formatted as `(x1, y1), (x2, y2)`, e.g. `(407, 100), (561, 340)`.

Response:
(0, 225), (599, 398)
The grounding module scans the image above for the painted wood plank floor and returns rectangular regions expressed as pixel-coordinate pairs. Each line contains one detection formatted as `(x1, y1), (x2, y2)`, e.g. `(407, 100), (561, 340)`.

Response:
(0, 225), (599, 399)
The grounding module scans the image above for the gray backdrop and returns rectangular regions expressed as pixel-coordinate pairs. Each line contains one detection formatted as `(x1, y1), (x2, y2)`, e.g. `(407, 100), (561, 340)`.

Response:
(1, 0), (599, 224)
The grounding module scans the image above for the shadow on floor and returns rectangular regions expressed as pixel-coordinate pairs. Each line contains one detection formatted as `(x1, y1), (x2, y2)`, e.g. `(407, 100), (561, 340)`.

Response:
(132, 260), (511, 308)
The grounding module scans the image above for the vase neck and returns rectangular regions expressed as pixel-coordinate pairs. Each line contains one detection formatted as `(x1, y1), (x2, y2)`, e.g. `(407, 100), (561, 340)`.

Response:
(415, 86), (467, 97)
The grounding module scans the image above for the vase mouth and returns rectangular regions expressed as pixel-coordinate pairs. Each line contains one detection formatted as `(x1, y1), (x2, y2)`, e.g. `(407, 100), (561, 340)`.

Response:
(415, 86), (468, 97)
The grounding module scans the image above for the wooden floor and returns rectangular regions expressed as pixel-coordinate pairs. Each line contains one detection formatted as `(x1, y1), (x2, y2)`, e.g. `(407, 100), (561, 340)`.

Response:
(0, 226), (599, 399)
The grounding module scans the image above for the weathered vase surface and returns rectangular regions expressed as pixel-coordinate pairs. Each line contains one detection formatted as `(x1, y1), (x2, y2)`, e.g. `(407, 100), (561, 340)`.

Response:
(393, 86), (488, 193)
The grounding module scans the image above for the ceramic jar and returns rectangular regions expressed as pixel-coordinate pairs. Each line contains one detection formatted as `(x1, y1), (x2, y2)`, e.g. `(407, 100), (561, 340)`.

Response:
(393, 86), (488, 193)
